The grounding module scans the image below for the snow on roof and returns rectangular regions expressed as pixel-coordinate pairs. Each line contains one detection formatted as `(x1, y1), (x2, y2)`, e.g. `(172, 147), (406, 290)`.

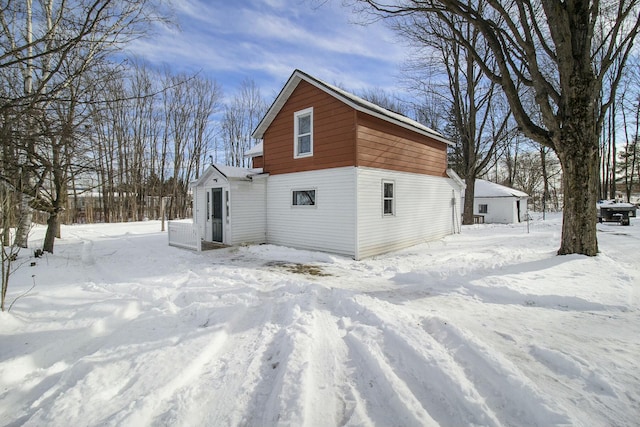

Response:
(213, 164), (263, 179)
(597, 200), (636, 208)
(475, 179), (528, 198)
(244, 141), (263, 157)
(252, 69), (453, 146)
(191, 164), (264, 187)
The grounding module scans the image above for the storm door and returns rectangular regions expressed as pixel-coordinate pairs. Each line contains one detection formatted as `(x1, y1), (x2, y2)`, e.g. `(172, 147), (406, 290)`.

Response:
(211, 188), (223, 242)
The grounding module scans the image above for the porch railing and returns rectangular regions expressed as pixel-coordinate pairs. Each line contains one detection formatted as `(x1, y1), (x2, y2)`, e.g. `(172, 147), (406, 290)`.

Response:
(168, 221), (201, 251)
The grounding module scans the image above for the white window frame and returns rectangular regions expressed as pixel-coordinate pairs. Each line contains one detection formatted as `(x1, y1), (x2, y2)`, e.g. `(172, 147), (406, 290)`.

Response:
(382, 180), (395, 216)
(294, 107), (313, 158)
(479, 203), (488, 214)
(291, 188), (317, 208)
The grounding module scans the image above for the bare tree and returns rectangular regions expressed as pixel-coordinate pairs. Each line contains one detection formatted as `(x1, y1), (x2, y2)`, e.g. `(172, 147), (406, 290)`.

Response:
(1, 183), (26, 312)
(88, 64), (221, 224)
(162, 72), (222, 219)
(356, 0), (640, 256)
(407, 11), (512, 224)
(1, 0), (166, 247)
(221, 78), (266, 167)
(617, 135), (638, 201)
(358, 87), (409, 115)
(618, 57), (640, 202)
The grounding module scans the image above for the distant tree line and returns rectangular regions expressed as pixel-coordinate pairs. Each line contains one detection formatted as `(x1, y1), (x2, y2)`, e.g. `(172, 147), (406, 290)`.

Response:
(0, 0), (269, 255)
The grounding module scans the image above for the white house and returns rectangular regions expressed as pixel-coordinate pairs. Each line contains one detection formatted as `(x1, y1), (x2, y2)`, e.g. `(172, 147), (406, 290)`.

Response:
(176, 70), (465, 259)
(464, 179), (529, 224)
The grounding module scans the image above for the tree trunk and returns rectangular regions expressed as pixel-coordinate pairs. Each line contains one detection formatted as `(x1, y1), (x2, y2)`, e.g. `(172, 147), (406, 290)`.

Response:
(462, 177), (476, 225)
(1, 187), (12, 247)
(556, 138), (599, 256)
(43, 211), (58, 253)
(14, 193), (32, 248)
(540, 146), (550, 219)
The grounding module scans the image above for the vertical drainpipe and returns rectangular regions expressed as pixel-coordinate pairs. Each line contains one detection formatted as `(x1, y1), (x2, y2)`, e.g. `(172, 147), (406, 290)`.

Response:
(451, 189), (459, 234)
(353, 110), (360, 260)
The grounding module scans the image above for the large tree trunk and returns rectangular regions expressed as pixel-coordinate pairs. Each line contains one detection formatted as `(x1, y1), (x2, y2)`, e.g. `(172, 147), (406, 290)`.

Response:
(462, 177), (476, 225)
(556, 131), (600, 256)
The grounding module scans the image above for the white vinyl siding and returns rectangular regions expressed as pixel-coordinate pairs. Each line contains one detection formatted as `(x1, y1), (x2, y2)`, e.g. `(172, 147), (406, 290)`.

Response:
(228, 177), (267, 245)
(192, 166), (462, 259)
(193, 185), (206, 241)
(356, 167), (461, 259)
(473, 197), (525, 224)
(266, 167), (356, 256)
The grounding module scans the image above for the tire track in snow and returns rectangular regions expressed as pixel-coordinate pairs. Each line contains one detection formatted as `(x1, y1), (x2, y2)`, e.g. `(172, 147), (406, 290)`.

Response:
(422, 316), (573, 426)
(214, 284), (353, 427)
(235, 284), (348, 426)
(337, 294), (573, 426)
(125, 289), (283, 426)
(343, 325), (441, 427)
(337, 295), (499, 426)
(291, 291), (351, 427)
(116, 329), (228, 426)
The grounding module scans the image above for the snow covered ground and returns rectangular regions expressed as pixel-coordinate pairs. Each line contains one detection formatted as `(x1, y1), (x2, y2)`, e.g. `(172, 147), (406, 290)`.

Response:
(1, 214), (638, 426)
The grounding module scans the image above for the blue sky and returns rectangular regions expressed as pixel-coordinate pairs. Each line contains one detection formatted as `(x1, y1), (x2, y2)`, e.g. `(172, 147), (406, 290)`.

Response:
(127, 0), (411, 100)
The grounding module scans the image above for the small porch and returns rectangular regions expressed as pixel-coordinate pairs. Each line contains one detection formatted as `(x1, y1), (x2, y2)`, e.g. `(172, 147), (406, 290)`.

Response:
(167, 221), (228, 251)
(169, 164), (266, 251)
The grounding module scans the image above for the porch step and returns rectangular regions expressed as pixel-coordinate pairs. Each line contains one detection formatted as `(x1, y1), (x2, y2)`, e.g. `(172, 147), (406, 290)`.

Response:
(201, 241), (228, 251)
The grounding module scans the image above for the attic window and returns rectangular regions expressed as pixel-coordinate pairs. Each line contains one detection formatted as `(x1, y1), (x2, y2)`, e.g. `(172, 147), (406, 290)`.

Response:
(294, 107), (313, 158)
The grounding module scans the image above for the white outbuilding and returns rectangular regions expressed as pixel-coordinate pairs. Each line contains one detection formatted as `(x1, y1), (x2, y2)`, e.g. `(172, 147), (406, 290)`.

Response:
(464, 179), (529, 224)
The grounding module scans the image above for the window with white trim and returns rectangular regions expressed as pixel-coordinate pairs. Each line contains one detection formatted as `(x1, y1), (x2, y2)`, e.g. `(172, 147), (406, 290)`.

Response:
(294, 107), (313, 158)
(292, 189), (316, 206)
(383, 181), (394, 216)
(479, 204), (488, 214)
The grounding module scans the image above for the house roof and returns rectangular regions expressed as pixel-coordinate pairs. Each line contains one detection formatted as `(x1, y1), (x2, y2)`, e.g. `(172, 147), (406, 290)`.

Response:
(245, 141), (263, 157)
(191, 164), (264, 187)
(475, 179), (528, 198)
(446, 169), (466, 191)
(251, 69), (453, 146)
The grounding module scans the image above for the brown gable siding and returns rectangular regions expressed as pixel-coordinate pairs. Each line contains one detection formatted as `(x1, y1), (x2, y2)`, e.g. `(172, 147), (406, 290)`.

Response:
(263, 80), (356, 175)
(356, 112), (448, 177)
(251, 156), (264, 169)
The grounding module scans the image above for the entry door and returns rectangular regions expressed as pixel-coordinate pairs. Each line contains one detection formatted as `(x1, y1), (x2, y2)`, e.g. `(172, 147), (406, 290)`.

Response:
(211, 188), (223, 242)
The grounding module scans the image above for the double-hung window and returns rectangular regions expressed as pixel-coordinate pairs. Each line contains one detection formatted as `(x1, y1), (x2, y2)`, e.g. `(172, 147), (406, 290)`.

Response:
(383, 181), (395, 216)
(294, 108), (313, 158)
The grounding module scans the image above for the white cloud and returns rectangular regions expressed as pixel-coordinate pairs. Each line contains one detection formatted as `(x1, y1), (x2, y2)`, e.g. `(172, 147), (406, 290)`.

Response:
(124, 0), (411, 97)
